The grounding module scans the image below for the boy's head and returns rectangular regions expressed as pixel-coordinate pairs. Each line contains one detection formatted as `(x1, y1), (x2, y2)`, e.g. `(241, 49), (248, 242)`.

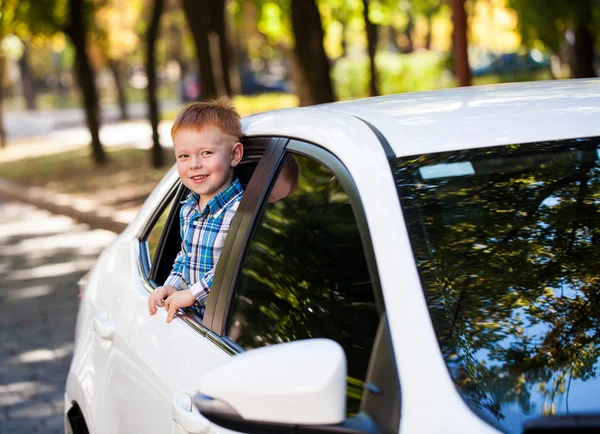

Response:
(171, 97), (243, 203)
(268, 154), (300, 203)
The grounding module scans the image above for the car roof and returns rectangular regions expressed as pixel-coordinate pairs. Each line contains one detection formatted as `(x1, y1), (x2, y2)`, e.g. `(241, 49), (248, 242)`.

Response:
(243, 79), (600, 158)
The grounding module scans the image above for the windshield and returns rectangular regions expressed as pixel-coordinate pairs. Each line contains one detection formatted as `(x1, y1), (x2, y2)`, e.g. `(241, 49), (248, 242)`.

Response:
(393, 137), (600, 433)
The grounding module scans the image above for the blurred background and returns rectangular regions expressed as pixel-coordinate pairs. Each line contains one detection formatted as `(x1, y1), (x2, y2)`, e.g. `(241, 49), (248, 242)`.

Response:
(0, 0), (599, 208)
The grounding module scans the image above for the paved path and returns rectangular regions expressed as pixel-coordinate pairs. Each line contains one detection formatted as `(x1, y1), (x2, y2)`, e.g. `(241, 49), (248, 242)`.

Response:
(4, 100), (180, 141)
(0, 199), (116, 433)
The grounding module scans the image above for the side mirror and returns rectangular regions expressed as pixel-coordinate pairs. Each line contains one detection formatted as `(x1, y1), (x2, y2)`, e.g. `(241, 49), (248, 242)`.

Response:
(193, 339), (378, 434)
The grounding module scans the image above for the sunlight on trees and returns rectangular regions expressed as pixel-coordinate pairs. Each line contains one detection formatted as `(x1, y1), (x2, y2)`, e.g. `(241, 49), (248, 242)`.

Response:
(0, 0), (597, 160)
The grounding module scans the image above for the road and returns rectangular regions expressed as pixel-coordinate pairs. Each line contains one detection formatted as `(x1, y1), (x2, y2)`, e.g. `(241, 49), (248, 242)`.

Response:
(0, 199), (116, 433)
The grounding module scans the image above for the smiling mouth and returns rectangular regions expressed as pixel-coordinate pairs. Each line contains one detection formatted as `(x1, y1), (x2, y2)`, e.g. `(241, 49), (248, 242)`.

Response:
(191, 175), (208, 182)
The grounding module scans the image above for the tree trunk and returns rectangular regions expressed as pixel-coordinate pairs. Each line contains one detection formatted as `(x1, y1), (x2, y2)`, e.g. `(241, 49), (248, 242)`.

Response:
(362, 0), (379, 97)
(425, 12), (433, 50)
(571, 26), (596, 78)
(18, 42), (36, 111)
(290, 0), (334, 106)
(182, 0), (218, 100)
(404, 13), (414, 53)
(452, 0), (471, 86)
(0, 54), (6, 147)
(147, 0), (165, 168)
(108, 59), (129, 120)
(208, 0), (233, 96)
(65, 0), (107, 165)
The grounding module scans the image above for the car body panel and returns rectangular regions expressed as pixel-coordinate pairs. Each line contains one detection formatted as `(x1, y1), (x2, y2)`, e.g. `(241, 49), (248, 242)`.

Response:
(244, 114), (501, 433)
(244, 79), (600, 158)
(68, 79), (600, 434)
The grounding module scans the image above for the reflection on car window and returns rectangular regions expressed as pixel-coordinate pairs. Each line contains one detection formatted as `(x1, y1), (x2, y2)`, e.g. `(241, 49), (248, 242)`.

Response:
(226, 153), (379, 415)
(147, 196), (176, 271)
(394, 137), (600, 433)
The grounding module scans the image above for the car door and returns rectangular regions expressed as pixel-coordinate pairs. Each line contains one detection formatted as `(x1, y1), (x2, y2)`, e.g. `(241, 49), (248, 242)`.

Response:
(98, 138), (279, 434)
(202, 141), (401, 433)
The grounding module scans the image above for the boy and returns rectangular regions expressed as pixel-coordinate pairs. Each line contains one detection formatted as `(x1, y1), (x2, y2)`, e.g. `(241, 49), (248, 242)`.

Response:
(148, 97), (244, 323)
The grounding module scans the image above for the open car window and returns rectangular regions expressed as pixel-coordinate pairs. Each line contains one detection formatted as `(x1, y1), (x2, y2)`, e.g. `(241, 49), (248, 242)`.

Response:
(137, 137), (275, 326)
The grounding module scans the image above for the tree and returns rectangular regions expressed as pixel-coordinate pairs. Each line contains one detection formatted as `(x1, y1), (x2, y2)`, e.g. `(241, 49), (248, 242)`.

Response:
(452, 0), (471, 86)
(0, 0), (57, 146)
(181, 0), (218, 100)
(207, 0), (234, 96)
(0, 0), (20, 146)
(17, 41), (36, 111)
(94, 0), (142, 121)
(508, 0), (599, 78)
(361, 0), (379, 96)
(290, 0), (334, 105)
(65, 0), (107, 165)
(146, 0), (166, 168)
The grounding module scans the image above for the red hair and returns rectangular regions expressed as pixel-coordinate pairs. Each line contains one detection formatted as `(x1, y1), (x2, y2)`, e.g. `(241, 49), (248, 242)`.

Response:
(171, 96), (242, 139)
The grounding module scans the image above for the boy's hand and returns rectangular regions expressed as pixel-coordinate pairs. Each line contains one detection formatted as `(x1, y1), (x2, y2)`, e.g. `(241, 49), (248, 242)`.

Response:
(148, 285), (177, 315)
(165, 290), (196, 323)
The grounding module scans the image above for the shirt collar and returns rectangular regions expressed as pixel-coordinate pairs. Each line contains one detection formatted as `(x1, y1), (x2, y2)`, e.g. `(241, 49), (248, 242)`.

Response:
(182, 177), (243, 217)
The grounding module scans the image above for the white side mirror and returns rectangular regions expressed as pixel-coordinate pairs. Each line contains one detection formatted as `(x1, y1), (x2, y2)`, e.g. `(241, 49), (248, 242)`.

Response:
(197, 339), (347, 425)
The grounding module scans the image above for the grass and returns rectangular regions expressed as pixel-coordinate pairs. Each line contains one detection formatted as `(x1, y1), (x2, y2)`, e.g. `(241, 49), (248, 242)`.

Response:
(1, 92), (297, 211)
(0, 147), (174, 207)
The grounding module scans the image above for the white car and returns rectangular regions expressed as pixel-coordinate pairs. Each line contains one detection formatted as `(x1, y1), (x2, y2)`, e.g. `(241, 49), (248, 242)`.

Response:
(65, 79), (600, 434)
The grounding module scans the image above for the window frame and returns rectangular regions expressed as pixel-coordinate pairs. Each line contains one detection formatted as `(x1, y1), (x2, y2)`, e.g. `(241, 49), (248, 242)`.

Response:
(205, 138), (400, 431)
(210, 139), (386, 345)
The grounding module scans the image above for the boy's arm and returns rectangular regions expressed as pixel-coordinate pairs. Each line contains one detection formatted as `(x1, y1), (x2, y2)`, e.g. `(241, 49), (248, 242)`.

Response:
(187, 266), (215, 306)
(164, 246), (186, 289)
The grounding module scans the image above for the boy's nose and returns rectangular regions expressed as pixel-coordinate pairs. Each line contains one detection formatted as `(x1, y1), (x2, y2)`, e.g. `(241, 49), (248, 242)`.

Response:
(190, 155), (202, 169)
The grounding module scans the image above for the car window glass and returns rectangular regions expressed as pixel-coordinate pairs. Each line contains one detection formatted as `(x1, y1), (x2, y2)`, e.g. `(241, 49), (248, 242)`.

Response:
(225, 153), (380, 415)
(146, 195), (176, 270)
(394, 137), (600, 433)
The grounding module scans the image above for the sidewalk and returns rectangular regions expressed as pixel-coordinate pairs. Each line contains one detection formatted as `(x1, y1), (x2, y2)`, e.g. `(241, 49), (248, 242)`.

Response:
(0, 118), (176, 233)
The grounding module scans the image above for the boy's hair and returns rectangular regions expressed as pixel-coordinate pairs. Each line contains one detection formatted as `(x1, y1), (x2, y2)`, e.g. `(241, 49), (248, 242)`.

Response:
(171, 96), (242, 140)
(280, 154), (300, 197)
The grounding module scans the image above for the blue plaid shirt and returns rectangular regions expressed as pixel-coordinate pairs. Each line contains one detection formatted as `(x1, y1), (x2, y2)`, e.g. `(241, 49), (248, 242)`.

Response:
(165, 178), (244, 306)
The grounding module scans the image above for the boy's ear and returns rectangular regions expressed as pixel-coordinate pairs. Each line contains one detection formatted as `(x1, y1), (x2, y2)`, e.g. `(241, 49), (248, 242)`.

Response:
(230, 141), (243, 167)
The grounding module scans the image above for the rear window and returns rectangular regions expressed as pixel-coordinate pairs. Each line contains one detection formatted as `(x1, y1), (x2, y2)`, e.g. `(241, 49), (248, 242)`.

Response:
(393, 137), (600, 433)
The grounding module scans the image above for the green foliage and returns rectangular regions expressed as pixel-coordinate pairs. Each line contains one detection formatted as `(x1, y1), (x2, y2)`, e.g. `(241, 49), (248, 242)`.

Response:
(507, 0), (600, 53)
(332, 50), (451, 99)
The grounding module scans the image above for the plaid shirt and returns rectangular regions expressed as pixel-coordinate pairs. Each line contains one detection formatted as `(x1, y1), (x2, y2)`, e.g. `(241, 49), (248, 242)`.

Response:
(165, 178), (244, 306)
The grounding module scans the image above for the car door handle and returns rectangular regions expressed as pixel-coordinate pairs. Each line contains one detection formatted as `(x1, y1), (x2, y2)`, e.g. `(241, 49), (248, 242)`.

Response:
(93, 312), (116, 341)
(172, 393), (210, 434)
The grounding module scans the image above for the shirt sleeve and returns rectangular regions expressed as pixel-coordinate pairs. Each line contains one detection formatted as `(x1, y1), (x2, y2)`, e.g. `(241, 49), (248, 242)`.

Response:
(164, 206), (187, 289)
(187, 266), (214, 305)
(164, 245), (185, 289)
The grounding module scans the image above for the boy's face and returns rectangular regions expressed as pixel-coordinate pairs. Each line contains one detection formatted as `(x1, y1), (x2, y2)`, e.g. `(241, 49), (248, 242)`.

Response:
(173, 125), (243, 203)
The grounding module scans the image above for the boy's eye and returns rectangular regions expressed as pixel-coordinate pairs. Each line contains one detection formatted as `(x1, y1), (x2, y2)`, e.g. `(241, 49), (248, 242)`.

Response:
(201, 151), (212, 156)
(177, 154), (189, 160)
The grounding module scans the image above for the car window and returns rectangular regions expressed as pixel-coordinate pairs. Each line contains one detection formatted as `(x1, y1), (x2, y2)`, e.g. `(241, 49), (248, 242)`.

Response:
(225, 152), (380, 415)
(147, 195), (177, 269)
(393, 137), (600, 433)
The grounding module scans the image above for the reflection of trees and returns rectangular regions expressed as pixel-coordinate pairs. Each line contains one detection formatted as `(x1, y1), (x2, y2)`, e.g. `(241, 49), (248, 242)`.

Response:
(395, 140), (600, 425)
(227, 155), (379, 414)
